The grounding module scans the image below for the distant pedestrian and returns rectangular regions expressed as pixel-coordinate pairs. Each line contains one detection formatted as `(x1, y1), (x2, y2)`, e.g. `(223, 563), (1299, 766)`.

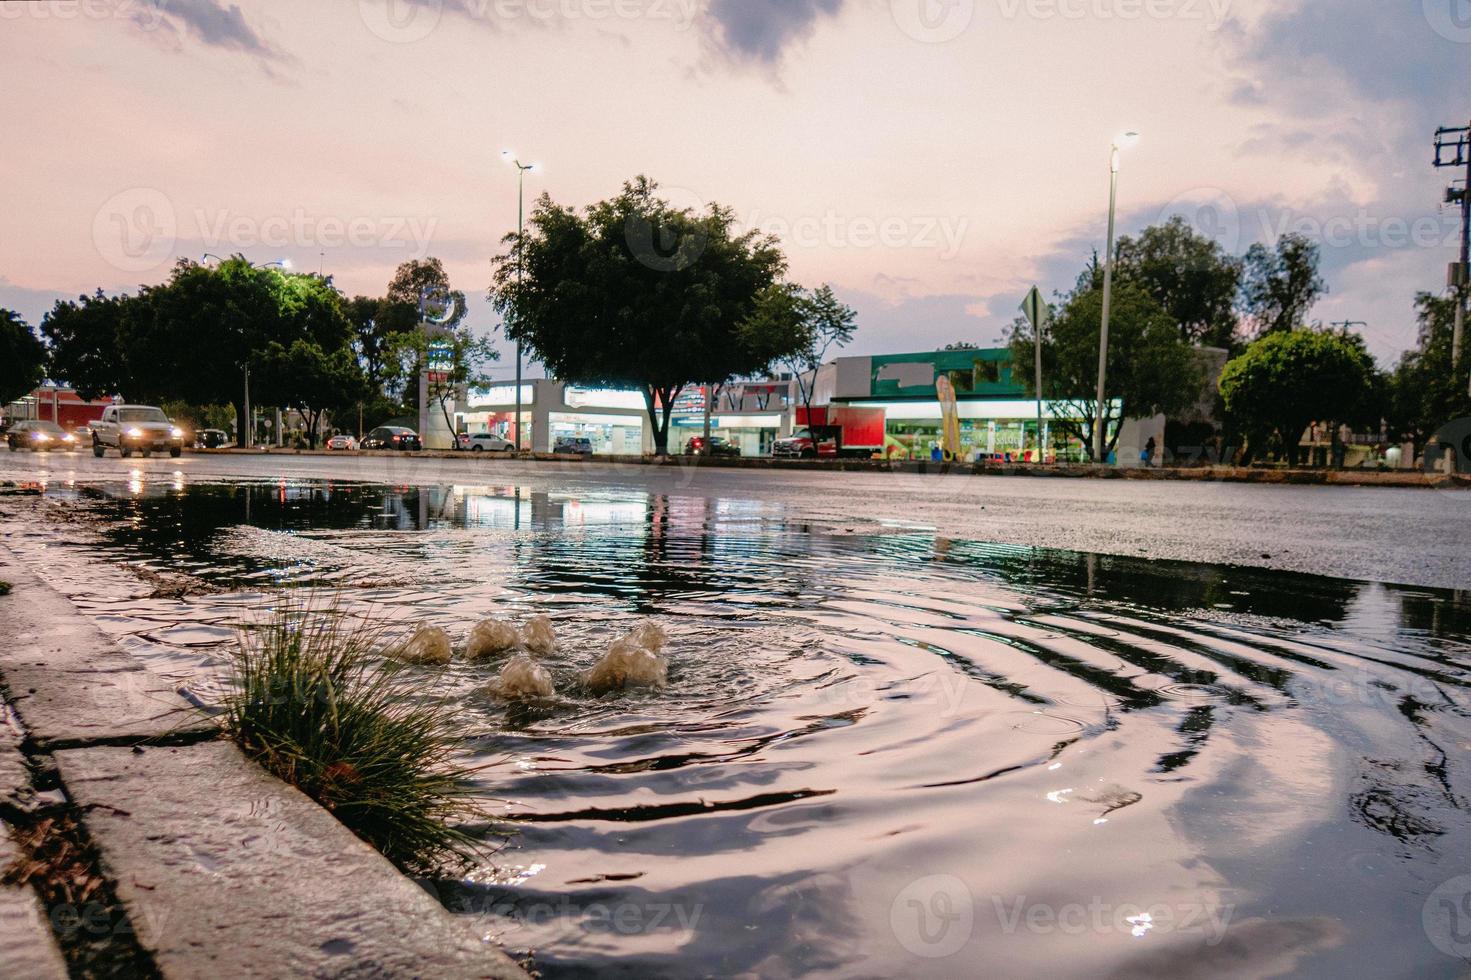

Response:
(1143, 437), (1157, 468)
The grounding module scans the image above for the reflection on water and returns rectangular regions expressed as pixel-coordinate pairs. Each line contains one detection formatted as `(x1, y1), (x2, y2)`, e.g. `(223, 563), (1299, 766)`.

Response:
(5, 477), (1471, 979)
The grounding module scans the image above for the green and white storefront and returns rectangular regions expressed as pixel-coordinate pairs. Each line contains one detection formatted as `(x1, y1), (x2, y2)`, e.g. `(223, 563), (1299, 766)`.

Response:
(824, 349), (1147, 464)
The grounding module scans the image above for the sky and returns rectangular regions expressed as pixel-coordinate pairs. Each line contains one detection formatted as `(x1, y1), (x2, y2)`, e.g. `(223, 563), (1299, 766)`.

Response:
(1, 0), (1467, 383)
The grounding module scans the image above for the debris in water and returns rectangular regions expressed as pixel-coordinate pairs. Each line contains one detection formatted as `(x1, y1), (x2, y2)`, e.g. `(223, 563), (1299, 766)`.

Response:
(484, 654), (555, 700)
(395, 626), (453, 666)
(465, 620), (520, 662)
(521, 615), (557, 656)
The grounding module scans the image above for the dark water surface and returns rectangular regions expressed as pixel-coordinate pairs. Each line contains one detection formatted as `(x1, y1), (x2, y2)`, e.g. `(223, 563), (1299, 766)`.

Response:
(5, 476), (1471, 978)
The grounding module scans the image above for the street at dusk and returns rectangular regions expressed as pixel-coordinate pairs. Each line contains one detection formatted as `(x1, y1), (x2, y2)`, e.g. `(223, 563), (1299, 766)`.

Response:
(3, 1), (1471, 978)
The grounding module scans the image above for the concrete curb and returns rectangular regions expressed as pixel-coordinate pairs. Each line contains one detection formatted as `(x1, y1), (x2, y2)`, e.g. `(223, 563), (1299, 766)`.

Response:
(0, 545), (528, 979)
(194, 448), (1468, 489)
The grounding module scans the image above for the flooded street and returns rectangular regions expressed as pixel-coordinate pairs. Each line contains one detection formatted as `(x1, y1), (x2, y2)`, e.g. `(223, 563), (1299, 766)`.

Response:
(2, 463), (1470, 977)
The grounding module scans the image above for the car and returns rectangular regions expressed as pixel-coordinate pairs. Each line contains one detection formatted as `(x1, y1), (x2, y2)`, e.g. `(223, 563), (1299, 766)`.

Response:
(553, 436), (594, 455)
(465, 432), (515, 453)
(196, 428), (230, 449)
(90, 404), (186, 458)
(7, 420), (81, 452)
(684, 435), (741, 458)
(327, 434), (358, 451)
(361, 426), (422, 451)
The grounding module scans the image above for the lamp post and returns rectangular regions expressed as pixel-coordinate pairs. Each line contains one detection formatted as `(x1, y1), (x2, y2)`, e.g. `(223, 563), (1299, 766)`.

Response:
(503, 151), (537, 452)
(1094, 131), (1140, 463)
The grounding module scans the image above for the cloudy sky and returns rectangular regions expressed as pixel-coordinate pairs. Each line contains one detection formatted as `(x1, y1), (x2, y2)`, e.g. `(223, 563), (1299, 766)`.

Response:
(1, 0), (1467, 380)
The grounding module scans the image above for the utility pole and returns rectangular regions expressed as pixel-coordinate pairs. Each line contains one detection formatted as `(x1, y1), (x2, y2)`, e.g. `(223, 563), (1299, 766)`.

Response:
(1434, 121), (1470, 393)
(503, 152), (537, 452)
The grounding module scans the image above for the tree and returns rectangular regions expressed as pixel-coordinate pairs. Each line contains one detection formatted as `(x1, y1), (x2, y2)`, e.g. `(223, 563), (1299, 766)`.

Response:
(346, 294), (416, 394)
(0, 309), (47, 407)
(387, 327), (498, 442)
(1114, 216), (1243, 349)
(752, 283), (857, 428)
(40, 291), (139, 400)
(1218, 328), (1378, 467)
(386, 258), (466, 330)
(252, 339), (368, 448)
(1009, 283), (1201, 461)
(1386, 294), (1471, 453)
(1240, 234), (1326, 337)
(490, 176), (791, 455)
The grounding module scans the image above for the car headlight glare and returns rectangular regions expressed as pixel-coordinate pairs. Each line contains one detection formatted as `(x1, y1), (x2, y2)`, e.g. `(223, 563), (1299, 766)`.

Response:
(127, 427), (144, 437)
(170, 427), (184, 438)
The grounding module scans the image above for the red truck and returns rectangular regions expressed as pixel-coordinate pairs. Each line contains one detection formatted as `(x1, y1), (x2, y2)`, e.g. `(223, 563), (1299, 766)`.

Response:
(772, 407), (887, 459)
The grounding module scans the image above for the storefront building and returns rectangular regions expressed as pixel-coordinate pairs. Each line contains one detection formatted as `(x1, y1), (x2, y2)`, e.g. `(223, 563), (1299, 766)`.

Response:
(669, 382), (796, 456)
(823, 349), (1147, 464)
(457, 381), (651, 455)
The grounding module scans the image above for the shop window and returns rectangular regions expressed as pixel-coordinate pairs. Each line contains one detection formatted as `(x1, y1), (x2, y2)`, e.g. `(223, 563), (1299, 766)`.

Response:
(973, 360), (1002, 385)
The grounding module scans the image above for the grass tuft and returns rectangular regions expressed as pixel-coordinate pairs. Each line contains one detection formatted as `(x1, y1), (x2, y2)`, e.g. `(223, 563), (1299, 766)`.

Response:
(0, 580), (11, 596)
(222, 608), (486, 874)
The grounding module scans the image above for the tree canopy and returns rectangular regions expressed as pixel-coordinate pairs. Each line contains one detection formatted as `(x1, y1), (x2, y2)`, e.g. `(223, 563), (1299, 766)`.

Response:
(1240, 233), (1327, 337)
(1113, 216), (1243, 349)
(490, 176), (803, 453)
(0, 309), (47, 407)
(1386, 294), (1471, 449)
(1218, 328), (1379, 466)
(1010, 283), (1201, 460)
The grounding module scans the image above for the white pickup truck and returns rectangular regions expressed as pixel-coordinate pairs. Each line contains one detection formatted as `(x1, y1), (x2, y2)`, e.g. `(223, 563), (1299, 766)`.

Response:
(91, 404), (186, 459)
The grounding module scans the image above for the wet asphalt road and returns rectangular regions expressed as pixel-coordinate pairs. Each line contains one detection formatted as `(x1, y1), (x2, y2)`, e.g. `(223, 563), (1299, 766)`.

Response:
(2, 449), (1466, 590)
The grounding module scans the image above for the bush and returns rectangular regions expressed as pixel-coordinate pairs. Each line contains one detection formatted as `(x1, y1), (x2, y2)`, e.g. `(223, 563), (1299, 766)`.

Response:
(222, 610), (486, 873)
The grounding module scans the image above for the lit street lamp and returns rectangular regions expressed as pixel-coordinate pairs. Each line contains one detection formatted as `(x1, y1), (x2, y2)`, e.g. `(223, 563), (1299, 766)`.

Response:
(1094, 131), (1140, 463)
(503, 150), (538, 452)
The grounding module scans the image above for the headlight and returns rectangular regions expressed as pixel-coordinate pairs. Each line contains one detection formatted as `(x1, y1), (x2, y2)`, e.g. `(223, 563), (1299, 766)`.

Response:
(62, 434), (76, 442)
(127, 427), (144, 438)
(170, 427), (184, 438)
(33, 433), (50, 442)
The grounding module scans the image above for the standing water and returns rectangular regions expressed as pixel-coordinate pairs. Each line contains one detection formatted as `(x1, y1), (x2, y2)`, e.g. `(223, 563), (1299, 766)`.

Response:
(4, 477), (1470, 978)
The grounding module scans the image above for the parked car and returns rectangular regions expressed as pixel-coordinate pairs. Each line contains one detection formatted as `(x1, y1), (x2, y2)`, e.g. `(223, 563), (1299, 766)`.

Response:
(465, 432), (515, 453)
(553, 436), (594, 455)
(327, 434), (358, 451)
(196, 428), (230, 449)
(684, 435), (740, 458)
(361, 426), (422, 451)
(7, 420), (80, 452)
(90, 405), (185, 458)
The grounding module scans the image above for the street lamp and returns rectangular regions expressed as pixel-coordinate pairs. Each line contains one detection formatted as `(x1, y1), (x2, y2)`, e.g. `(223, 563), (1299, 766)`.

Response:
(1094, 130), (1140, 463)
(503, 150), (537, 452)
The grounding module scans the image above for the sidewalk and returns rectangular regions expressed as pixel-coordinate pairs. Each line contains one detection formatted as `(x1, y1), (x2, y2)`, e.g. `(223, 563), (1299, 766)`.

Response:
(0, 546), (527, 978)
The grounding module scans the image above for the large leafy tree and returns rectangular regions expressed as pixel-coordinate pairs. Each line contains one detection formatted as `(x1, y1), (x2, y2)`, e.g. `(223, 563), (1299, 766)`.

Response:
(1009, 283), (1202, 461)
(40, 291), (142, 400)
(1386, 294), (1471, 451)
(1240, 233), (1327, 337)
(251, 339), (368, 448)
(1219, 328), (1379, 467)
(490, 176), (795, 454)
(1113, 216), (1244, 349)
(0, 309), (47, 407)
